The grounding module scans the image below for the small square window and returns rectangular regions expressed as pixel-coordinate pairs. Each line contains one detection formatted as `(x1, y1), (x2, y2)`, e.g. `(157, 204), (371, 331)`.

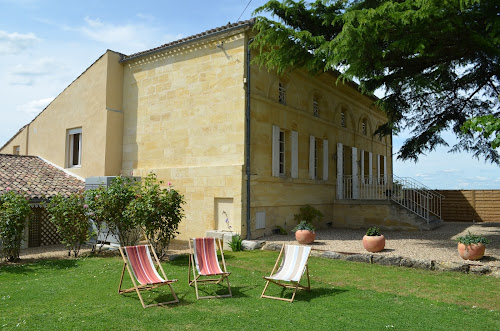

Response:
(67, 128), (82, 168)
(13, 145), (20, 155)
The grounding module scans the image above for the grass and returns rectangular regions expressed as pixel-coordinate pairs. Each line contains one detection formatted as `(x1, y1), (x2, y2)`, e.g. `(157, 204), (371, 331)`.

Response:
(0, 250), (499, 330)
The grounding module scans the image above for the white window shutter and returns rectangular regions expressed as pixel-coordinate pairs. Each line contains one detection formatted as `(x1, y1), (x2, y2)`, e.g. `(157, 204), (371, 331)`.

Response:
(322, 139), (328, 181)
(309, 135), (315, 179)
(291, 131), (298, 178)
(336, 143), (343, 199)
(360, 150), (365, 179)
(368, 152), (373, 184)
(272, 125), (280, 177)
(352, 146), (359, 199)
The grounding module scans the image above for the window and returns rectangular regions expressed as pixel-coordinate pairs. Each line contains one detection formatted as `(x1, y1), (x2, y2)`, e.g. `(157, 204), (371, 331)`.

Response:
(341, 112), (345, 128)
(313, 96), (319, 117)
(278, 82), (286, 105)
(13, 145), (20, 155)
(67, 128), (82, 167)
(279, 130), (285, 176)
(309, 136), (325, 180)
(273, 126), (298, 178)
(362, 120), (367, 135)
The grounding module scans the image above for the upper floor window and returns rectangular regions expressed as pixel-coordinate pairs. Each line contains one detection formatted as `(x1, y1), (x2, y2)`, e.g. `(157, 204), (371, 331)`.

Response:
(67, 128), (82, 168)
(278, 82), (286, 105)
(362, 120), (367, 135)
(313, 96), (319, 117)
(340, 112), (346, 128)
(279, 130), (285, 176)
(13, 145), (20, 155)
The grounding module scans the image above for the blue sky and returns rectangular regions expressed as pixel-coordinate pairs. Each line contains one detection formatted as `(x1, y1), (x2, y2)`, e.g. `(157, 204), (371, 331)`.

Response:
(0, 0), (498, 189)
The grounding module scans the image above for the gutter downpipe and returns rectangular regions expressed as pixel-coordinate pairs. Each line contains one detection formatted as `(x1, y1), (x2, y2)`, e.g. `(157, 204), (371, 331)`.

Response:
(245, 37), (254, 240)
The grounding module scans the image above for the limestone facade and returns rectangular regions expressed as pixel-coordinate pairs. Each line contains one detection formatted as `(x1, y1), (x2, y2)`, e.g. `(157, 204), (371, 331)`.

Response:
(0, 21), (392, 239)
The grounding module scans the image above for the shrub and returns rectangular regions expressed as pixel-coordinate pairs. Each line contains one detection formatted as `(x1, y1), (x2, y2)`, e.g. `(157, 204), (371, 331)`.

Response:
(455, 232), (490, 245)
(293, 205), (323, 225)
(98, 176), (141, 246)
(0, 189), (32, 261)
(46, 192), (90, 257)
(292, 221), (316, 233)
(229, 234), (243, 252)
(125, 173), (185, 259)
(365, 227), (381, 236)
(84, 186), (111, 253)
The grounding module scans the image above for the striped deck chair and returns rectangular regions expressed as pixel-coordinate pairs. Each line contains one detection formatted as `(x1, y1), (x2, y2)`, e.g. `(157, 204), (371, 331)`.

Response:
(261, 244), (311, 303)
(118, 245), (179, 308)
(188, 237), (232, 299)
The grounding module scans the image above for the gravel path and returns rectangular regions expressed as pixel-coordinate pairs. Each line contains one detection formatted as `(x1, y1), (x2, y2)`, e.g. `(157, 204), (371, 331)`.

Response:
(13, 222), (500, 269)
(261, 222), (500, 268)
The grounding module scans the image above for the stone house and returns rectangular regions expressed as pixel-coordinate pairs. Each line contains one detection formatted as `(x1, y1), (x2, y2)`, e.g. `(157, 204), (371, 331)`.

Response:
(1, 19), (413, 240)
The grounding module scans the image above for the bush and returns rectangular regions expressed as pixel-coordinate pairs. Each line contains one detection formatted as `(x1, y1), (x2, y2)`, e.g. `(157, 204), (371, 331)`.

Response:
(97, 176), (141, 246)
(125, 173), (185, 259)
(0, 189), (32, 261)
(293, 205), (323, 225)
(229, 234), (243, 252)
(292, 220), (316, 233)
(46, 192), (90, 257)
(366, 227), (381, 236)
(455, 232), (490, 245)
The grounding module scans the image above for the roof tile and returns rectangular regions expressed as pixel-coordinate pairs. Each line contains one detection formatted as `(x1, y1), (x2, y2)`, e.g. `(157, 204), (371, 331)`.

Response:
(0, 154), (84, 200)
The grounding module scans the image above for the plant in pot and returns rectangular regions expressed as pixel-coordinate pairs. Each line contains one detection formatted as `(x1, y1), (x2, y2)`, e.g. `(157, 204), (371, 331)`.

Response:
(362, 227), (385, 252)
(455, 232), (490, 260)
(292, 205), (323, 244)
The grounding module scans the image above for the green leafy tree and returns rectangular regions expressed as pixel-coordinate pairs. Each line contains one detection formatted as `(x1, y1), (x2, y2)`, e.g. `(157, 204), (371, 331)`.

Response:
(46, 192), (90, 258)
(125, 173), (185, 260)
(96, 176), (140, 246)
(84, 186), (110, 253)
(253, 0), (500, 164)
(0, 189), (32, 262)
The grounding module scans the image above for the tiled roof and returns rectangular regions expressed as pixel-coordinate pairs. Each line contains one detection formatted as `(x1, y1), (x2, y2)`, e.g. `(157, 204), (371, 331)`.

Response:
(121, 18), (255, 62)
(0, 154), (84, 201)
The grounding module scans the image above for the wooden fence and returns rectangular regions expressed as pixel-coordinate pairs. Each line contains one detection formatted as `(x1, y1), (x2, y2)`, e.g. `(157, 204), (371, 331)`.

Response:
(437, 190), (500, 223)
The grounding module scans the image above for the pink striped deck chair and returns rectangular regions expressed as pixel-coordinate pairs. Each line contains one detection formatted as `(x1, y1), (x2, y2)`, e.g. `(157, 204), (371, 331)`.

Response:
(188, 237), (232, 299)
(261, 244), (311, 303)
(118, 245), (179, 308)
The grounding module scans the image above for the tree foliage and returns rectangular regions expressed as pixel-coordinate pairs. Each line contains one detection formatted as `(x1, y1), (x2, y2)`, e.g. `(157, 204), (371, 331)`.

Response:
(253, 0), (500, 164)
(0, 189), (32, 261)
(125, 173), (185, 260)
(46, 192), (90, 258)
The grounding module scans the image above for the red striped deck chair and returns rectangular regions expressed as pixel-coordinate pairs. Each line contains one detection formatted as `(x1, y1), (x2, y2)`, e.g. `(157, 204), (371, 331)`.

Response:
(118, 245), (179, 308)
(261, 244), (312, 303)
(188, 237), (232, 299)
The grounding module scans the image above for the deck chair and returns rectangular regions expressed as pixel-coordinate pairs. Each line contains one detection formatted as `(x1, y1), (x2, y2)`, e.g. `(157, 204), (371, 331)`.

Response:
(118, 245), (179, 308)
(188, 237), (232, 299)
(261, 244), (311, 303)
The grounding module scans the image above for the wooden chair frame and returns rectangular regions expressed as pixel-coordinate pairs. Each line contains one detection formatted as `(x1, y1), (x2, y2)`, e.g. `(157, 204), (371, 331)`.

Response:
(118, 244), (179, 308)
(261, 244), (311, 303)
(188, 237), (232, 299)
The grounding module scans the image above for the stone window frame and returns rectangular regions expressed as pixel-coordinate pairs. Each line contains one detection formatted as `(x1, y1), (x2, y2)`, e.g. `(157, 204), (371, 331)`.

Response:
(67, 127), (82, 168)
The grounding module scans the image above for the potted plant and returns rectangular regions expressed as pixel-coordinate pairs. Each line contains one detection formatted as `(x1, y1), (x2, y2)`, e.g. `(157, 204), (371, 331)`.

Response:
(292, 221), (316, 244)
(455, 232), (490, 260)
(362, 227), (385, 252)
(292, 205), (323, 244)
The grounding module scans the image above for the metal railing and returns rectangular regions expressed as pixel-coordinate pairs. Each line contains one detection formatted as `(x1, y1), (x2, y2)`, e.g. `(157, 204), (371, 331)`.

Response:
(339, 175), (444, 223)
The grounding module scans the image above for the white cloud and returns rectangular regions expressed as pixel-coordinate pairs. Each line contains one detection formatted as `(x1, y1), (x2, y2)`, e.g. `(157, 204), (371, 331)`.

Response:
(0, 30), (40, 55)
(17, 97), (54, 116)
(442, 169), (460, 173)
(8, 57), (63, 85)
(415, 172), (431, 178)
(71, 17), (182, 55)
(473, 176), (488, 181)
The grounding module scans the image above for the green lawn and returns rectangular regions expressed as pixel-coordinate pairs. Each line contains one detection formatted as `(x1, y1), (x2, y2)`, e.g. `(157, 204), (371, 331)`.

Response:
(0, 250), (499, 330)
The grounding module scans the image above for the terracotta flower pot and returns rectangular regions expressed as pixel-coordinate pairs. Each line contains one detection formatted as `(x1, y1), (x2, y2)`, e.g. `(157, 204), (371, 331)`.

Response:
(363, 235), (385, 252)
(295, 230), (315, 244)
(457, 243), (485, 260)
